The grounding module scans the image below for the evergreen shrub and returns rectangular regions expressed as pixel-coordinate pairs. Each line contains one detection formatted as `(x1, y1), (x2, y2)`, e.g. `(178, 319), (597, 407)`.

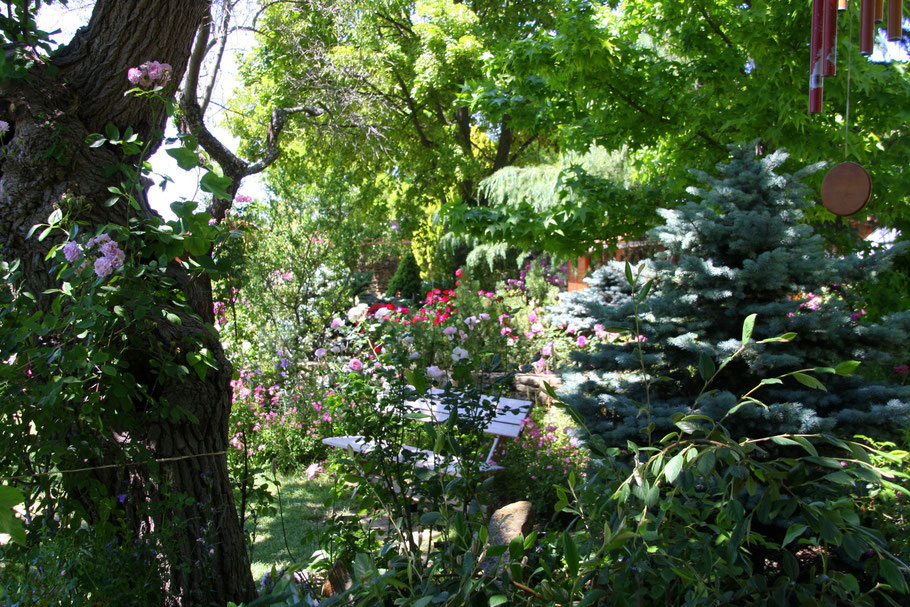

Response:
(551, 146), (910, 444)
(386, 250), (423, 300)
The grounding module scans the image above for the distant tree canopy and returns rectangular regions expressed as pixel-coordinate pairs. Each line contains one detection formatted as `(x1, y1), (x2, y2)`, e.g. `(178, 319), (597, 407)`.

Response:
(230, 0), (910, 263)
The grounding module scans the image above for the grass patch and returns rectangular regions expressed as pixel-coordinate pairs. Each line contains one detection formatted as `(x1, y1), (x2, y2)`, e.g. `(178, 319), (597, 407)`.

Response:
(247, 472), (336, 582)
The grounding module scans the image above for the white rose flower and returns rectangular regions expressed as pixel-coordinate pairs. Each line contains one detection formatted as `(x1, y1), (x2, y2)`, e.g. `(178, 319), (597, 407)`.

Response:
(347, 303), (369, 322)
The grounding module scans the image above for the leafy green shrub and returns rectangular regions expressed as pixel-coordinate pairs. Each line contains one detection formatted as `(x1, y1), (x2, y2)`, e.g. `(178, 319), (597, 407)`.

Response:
(495, 405), (588, 515)
(290, 315), (910, 607)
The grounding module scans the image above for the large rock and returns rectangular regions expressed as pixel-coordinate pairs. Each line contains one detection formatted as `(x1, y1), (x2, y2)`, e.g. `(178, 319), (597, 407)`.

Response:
(321, 559), (352, 598)
(482, 501), (536, 576)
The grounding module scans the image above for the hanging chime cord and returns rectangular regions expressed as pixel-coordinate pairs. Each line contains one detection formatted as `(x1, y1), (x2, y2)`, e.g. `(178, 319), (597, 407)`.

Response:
(844, 1), (854, 160)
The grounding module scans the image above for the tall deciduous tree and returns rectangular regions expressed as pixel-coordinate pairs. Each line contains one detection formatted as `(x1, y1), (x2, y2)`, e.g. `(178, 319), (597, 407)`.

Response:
(0, 1), (256, 603)
(226, 0), (560, 227)
(470, 0), (910, 229)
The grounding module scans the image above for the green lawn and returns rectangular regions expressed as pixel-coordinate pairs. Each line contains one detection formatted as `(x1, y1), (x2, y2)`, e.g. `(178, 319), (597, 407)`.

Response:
(246, 473), (336, 582)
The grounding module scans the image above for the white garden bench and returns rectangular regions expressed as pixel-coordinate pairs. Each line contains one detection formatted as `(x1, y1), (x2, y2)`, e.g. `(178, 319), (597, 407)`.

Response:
(322, 388), (532, 476)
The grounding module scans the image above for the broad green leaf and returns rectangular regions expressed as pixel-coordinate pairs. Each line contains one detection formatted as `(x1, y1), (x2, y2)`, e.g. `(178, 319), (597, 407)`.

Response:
(636, 278), (654, 303)
(489, 596), (508, 606)
(840, 573), (860, 594)
(485, 545), (508, 558)
(841, 533), (866, 560)
(509, 535), (524, 561)
(578, 590), (608, 607)
(770, 436), (799, 446)
(86, 134), (106, 148)
(792, 372), (827, 391)
(200, 171), (233, 201)
(824, 470), (854, 485)
(741, 314), (757, 344)
(698, 352), (715, 382)
(791, 436), (818, 456)
(879, 559), (908, 593)
(562, 531), (579, 576)
(781, 523), (807, 547)
(166, 146), (200, 170)
(664, 452), (684, 483)
(835, 360), (861, 375)
(0, 486), (24, 509)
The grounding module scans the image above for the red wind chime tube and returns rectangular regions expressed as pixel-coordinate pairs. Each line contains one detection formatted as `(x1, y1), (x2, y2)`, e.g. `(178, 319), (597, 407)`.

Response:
(823, 0), (838, 76)
(876, 0), (886, 21)
(810, 0), (825, 113)
(888, 0), (904, 40)
(838, 0), (848, 10)
(861, 0), (876, 54)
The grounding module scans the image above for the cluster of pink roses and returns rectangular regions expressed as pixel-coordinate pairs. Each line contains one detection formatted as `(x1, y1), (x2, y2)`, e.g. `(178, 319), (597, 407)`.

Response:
(127, 60), (173, 89)
(62, 233), (125, 278)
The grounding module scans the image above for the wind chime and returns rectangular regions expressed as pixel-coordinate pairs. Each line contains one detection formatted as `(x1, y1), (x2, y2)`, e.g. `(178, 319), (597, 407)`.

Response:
(809, 0), (903, 216)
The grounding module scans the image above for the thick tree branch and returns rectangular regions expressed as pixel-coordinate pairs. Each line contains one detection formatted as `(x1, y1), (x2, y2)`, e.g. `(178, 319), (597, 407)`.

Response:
(393, 70), (435, 149)
(184, 6), (213, 108)
(453, 106), (473, 157)
(246, 105), (323, 174)
(201, 3), (234, 115)
(509, 134), (538, 165)
(492, 114), (513, 171)
(179, 95), (322, 220)
(694, 2), (736, 50)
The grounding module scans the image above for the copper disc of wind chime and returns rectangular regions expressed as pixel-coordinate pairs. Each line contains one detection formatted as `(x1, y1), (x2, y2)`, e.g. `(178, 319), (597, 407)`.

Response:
(809, 0), (903, 215)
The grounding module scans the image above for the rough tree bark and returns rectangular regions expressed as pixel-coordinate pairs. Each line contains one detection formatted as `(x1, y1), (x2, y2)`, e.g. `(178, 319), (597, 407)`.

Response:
(0, 1), (256, 604)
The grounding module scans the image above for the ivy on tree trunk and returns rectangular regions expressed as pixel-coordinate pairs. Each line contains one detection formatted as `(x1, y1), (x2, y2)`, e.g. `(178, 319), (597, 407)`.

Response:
(0, 1), (256, 603)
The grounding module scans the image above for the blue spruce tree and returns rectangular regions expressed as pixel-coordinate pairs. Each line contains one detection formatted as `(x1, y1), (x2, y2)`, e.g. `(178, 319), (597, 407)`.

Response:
(552, 147), (910, 445)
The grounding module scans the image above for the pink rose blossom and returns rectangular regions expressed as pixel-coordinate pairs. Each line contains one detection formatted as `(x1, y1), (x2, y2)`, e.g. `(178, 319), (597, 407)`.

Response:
(455, 268), (463, 278)
(315, 348), (327, 358)
(127, 67), (143, 84)
(93, 256), (114, 278)
(528, 309), (538, 323)
(576, 335), (588, 347)
(305, 462), (323, 479)
(63, 241), (81, 262)
(348, 358), (363, 371)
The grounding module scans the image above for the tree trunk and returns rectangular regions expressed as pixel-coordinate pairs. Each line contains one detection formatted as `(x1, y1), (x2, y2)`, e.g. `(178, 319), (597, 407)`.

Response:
(0, 1), (256, 603)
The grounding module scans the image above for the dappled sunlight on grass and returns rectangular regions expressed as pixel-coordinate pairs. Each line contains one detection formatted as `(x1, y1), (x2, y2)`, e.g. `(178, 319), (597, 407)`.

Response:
(248, 472), (336, 582)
